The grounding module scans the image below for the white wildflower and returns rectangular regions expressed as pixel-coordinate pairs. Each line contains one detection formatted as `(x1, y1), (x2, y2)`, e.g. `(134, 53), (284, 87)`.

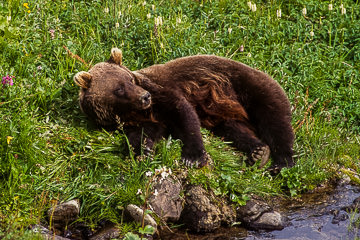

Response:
(302, 7), (307, 16)
(251, 3), (257, 12)
(340, 5), (346, 15)
(142, 1), (146, 6)
(247, 52), (252, 57)
(145, 171), (152, 177)
(310, 31), (314, 37)
(228, 27), (232, 34)
(104, 7), (109, 14)
(276, 9), (281, 18)
(247, 1), (252, 9)
(176, 17), (182, 24)
(328, 4), (333, 11)
(153, 189), (158, 196)
(115, 22), (120, 28)
(152, 4), (155, 11)
(155, 16), (163, 25)
(6, 16), (11, 22)
(118, 11), (122, 17)
(161, 171), (169, 179)
(239, 45), (244, 52)
(147, 13), (151, 19)
(136, 189), (142, 195)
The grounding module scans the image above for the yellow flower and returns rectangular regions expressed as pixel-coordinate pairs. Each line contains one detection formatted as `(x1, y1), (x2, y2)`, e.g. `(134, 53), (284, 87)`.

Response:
(23, 3), (29, 9)
(27, 10), (31, 13)
(6, 136), (13, 145)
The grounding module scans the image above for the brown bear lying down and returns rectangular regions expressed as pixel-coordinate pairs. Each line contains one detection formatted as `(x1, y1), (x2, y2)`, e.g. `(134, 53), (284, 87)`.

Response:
(74, 48), (294, 170)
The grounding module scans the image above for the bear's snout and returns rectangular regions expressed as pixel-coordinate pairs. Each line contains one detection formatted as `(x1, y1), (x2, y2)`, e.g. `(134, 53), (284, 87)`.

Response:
(140, 92), (151, 109)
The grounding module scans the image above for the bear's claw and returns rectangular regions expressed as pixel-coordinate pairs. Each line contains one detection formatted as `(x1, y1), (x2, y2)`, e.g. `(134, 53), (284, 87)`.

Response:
(249, 145), (270, 168)
(181, 151), (210, 168)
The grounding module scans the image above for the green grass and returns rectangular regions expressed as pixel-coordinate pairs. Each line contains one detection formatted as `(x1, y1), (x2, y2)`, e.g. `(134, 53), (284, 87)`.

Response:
(1, 0), (360, 238)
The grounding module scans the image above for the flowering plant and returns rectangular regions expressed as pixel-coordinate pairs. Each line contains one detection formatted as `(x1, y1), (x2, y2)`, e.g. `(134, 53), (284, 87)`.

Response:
(1, 75), (14, 86)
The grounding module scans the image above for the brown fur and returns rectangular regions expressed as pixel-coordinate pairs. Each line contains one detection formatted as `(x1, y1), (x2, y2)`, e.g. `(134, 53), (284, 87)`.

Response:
(74, 49), (294, 170)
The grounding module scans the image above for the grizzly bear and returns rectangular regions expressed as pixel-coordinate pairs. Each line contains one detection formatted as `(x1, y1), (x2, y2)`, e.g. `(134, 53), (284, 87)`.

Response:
(74, 48), (294, 170)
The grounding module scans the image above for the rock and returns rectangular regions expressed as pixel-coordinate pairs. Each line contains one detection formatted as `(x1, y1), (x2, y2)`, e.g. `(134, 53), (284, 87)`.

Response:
(341, 196), (360, 212)
(250, 211), (285, 230)
(331, 211), (349, 224)
(148, 177), (183, 222)
(220, 201), (237, 226)
(237, 199), (272, 223)
(47, 199), (80, 224)
(180, 185), (236, 233)
(32, 225), (71, 240)
(89, 224), (121, 240)
(126, 204), (157, 228)
(237, 198), (285, 230)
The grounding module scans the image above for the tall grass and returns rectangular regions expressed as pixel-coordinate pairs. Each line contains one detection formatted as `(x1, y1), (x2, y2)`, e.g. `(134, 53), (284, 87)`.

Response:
(0, 0), (359, 238)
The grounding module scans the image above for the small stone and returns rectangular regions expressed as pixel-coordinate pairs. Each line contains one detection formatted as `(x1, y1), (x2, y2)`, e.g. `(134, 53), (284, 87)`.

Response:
(47, 199), (80, 223)
(331, 211), (349, 224)
(126, 204), (157, 229)
(237, 198), (285, 230)
(32, 225), (71, 240)
(149, 177), (183, 222)
(250, 211), (285, 230)
(89, 225), (121, 240)
(237, 199), (272, 223)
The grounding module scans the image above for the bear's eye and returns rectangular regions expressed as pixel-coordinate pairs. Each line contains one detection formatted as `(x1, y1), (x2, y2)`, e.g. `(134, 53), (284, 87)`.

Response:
(114, 85), (125, 97)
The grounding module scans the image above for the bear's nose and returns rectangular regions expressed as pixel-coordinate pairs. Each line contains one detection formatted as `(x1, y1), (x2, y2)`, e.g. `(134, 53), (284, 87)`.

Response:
(140, 92), (151, 107)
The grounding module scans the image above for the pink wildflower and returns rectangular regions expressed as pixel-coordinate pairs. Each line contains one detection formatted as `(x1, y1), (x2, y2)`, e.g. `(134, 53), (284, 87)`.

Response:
(49, 29), (55, 39)
(2, 75), (14, 86)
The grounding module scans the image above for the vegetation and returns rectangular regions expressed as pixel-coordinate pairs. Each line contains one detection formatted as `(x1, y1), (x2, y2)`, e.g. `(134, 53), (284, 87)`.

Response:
(0, 0), (359, 238)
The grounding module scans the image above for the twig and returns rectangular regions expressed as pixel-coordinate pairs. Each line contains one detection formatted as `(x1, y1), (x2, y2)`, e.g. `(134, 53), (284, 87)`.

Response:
(63, 45), (89, 67)
(294, 98), (319, 132)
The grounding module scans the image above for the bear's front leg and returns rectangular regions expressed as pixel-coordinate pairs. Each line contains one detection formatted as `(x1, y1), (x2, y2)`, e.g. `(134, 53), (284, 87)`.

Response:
(152, 92), (209, 168)
(125, 123), (166, 156)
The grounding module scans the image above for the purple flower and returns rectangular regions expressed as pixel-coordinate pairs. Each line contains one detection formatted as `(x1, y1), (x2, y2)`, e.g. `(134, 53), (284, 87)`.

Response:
(2, 75), (15, 86)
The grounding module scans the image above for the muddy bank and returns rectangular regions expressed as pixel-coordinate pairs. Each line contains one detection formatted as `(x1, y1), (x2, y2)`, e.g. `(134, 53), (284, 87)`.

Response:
(35, 178), (360, 240)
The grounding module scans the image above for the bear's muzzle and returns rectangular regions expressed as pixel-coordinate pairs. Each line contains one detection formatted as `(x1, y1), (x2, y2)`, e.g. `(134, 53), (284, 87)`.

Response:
(140, 92), (151, 109)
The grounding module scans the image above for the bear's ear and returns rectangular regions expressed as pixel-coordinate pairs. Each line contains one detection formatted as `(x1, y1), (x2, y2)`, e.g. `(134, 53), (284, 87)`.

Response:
(74, 71), (92, 89)
(110, 48), (123, 65)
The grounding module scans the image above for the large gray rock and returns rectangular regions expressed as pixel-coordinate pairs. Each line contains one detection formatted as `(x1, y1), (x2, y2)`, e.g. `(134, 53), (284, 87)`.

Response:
(237, 198), (285, 230)
(148, 177), (183, 222)
(180, 185), (236, 233)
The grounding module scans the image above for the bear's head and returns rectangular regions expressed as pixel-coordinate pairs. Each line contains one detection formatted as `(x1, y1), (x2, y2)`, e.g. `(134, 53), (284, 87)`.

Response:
(74, 48), (152, 127)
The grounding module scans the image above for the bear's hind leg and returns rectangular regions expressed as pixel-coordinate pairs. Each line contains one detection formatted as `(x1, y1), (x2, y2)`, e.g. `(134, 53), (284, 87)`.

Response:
(212, 120), (270, 168)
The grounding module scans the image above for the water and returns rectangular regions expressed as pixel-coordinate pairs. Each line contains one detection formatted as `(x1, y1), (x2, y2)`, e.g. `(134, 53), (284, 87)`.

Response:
(246, 183), (360, 240)
(160, 183), (360, 240)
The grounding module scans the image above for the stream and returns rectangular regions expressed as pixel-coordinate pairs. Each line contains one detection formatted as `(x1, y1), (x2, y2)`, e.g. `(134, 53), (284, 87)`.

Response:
(247, 183), (360, 240)
(161, 182), (360, 240)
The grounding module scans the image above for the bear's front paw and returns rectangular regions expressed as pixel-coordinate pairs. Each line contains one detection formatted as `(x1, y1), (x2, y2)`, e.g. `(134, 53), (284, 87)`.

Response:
(248, 145), (270, 168)
(181, 150), (210, 168)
